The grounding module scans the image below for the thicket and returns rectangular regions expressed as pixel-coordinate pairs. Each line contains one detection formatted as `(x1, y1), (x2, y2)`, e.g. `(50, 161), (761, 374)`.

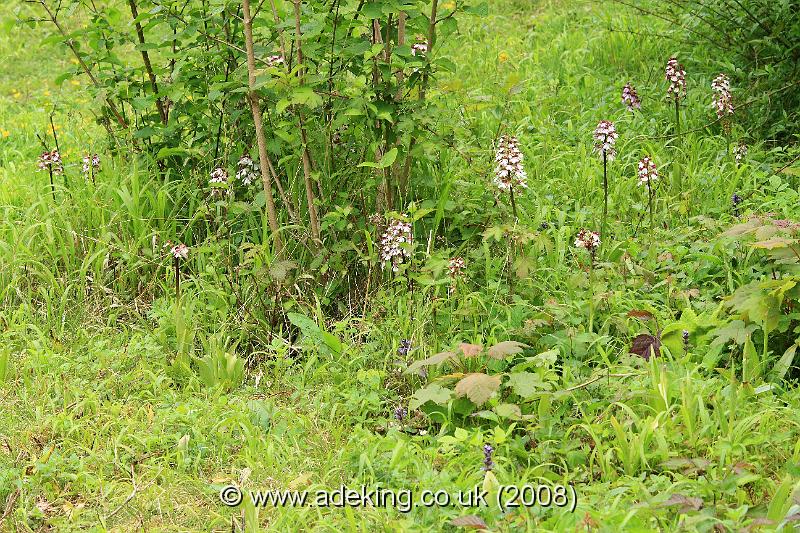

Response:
(615, 0), (800, 143)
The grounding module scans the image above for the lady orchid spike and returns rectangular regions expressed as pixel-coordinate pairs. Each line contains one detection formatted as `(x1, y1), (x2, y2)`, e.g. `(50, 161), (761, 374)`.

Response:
(448, 257), (466, 278)
(493, 134), (527, 219)
(209, 167), (230, 197)
(593, 121), (618, 161)
(380, 218), (412, 272)
(666, 57), (686, 191)
(236, 155), (259, 186)
(411, 39), (428, 56)
(638, 156), (658, 232)
(594, 120), (617, 243)
(711, 73), (733, 118)
(169, 243), (189, 299)
(170, 243), (189, 260)
(82, 153), (101, 181)
(575, 229), (601, 254)
(665, 57), (686, 100)
(447, 256), (466, 295)
(37, 149), (63, 175)
(637, 156), (658, 186)
(621, 82), (641, 111)
(734, 142), (748, 166)
(493, 134), (528, 191)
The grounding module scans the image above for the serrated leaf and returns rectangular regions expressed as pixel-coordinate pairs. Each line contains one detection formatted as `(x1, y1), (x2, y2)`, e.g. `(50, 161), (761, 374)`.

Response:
(494, 403), (521, 418)
(711, 320), (758, 346)
(630, 333), (661, 360)
(459, 343), (484, 357)
(455, 373), (501, 406)
(661, 494), (703, 513)
(269, 260), (297, 282)
(406, 352), (457, 374)
(409, 383), (452, 410)
(487, 340), (528, 359)
(506, 372), (548, 398)
(751, 237), (796, 250)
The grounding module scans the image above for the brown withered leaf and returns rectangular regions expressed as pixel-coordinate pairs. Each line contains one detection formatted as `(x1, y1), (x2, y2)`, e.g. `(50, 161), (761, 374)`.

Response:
(630, 333), (661, 361)
(487, 340), (528, 359)
(459, 343), (484, 358)
(661, 493), (703, 513)
(683, 288), (701, 299)
(455, 373), (501, 406)
(740, 518), (775, 533)
(405, 351), (457, 374)
(627, 309), (654, 320)
(450, 515), (488, 529)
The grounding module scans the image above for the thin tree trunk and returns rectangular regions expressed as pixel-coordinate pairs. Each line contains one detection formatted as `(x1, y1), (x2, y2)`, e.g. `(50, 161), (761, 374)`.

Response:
(243, 0), (283, 252)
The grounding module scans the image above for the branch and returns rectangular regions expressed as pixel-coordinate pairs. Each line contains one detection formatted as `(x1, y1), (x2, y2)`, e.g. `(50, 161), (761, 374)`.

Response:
(35, 0), (128, 128)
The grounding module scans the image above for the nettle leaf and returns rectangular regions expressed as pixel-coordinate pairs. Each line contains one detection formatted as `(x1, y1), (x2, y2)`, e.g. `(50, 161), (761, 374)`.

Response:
(487, 340), (528, 359)
(455, 373), (501, 406)
(506, 372), (550, 398)
(406, 351), (458, 374)
(459, 343), (484, 358)
(450, 515), (488, 530)
(630, 333), (661, 360)
(409, 383), (452, 410)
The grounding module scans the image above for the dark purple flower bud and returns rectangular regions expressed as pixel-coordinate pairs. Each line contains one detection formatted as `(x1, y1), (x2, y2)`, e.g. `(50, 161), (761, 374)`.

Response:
(397, 339), (412, 356)
(482, 444), (494, 471)
(394, 406), (407, 421)
(732, 193), (742, 217)
(682, 329), (689, 353)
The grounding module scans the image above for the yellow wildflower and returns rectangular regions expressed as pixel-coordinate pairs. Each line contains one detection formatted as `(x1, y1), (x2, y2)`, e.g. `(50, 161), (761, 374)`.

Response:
(498, 52), (510, 63)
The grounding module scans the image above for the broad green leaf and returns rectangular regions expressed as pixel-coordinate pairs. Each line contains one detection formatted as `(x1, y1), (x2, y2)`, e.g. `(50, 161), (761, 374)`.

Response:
(409, 383), (452, 410)
(358, 147), (398, 169)
(506, 372), (549, 398)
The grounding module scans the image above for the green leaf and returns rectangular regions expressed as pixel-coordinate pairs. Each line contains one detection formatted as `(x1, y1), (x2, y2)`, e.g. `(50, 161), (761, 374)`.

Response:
(409, 383), (452, 410)
(771, 340), (798, 382)
(494, 403), (521, 419)
(506, 372), (549, 398)
(710, 320), (758, 346)
(358, 147), (398, 169)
